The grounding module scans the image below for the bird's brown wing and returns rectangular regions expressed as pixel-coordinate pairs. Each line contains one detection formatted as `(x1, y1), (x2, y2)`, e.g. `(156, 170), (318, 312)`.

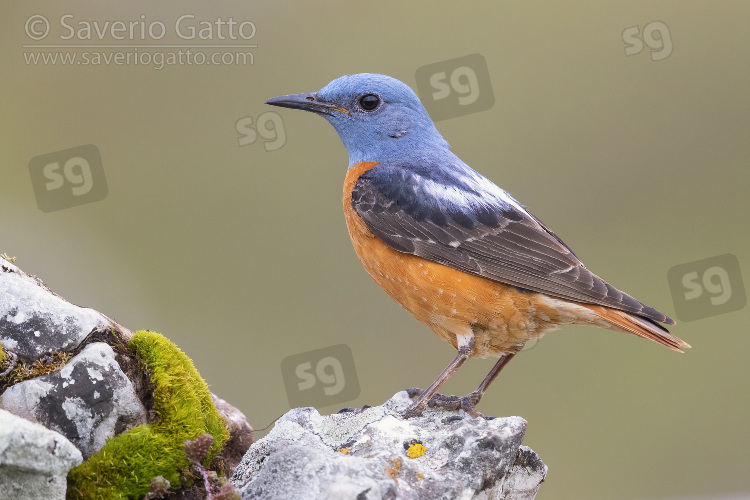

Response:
(351, 164), (676, 326)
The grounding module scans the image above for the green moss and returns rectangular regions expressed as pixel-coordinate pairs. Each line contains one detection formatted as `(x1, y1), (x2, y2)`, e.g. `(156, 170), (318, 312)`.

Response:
(67, 331), (229, 500)
(0, 342), (4, 364)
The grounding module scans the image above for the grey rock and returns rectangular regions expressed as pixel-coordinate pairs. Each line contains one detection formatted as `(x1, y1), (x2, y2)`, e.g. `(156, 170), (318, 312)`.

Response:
(0, 260), (114, 363)
(0, 409), (83, 500)
(0, 342), (147, 459)
(211, 393), (254, 477)
(231, 391), (546, 500)
(496, 446), (548, 500)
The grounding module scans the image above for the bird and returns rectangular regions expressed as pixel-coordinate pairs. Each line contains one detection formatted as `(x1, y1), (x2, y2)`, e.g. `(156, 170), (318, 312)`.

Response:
(266, 73), (690, 419)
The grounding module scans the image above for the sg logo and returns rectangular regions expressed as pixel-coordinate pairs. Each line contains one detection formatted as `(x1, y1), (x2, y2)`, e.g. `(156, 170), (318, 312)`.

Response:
(622, 21), (673, 61)
(415, 53), (495, 121)
(236, 111), (286, 151)
(28, 144), (108, 212)
(430, 66), (481, 106)
(668, 254), (746, 321)
(280, 344), (360, 408)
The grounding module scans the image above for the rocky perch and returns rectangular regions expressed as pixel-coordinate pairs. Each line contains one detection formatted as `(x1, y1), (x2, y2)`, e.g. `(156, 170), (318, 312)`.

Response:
(233, 391), (546, 499)
(0, 254), (546, 499)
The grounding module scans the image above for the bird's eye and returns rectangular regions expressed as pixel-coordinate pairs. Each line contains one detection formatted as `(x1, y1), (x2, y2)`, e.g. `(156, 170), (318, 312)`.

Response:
(358, 94), (381, 111)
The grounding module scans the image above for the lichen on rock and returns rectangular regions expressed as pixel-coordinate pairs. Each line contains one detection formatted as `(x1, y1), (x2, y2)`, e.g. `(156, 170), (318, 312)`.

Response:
(0, 260), (113, 364)
(1, 342), (147, 459)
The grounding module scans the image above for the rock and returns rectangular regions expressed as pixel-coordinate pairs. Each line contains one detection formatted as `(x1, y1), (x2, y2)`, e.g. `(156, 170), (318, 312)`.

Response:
(496, 446), (548, 500)
(0, 342), (147, 459)
(0, 261), (116, 363)
(0, 258), (255, 499)
(0, 409), (83, 500)
(211, 393), (254, 477)
(231, 391), (546, 499)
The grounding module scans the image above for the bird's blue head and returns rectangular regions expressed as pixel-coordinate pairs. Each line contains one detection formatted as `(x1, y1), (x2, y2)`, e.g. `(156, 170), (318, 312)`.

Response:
(266, 73), (450, 167)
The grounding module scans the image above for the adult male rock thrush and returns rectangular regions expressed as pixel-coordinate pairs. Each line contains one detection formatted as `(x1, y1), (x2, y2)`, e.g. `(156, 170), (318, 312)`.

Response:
(267, 73), (689, 418)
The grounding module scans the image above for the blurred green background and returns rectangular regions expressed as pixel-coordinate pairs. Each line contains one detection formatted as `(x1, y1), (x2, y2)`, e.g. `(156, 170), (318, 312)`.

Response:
(2, 2), (749, 499)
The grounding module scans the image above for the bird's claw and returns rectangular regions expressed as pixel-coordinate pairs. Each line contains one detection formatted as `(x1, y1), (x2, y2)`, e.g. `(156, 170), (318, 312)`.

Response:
(337, 404), (372, 415)
(406, 387), (425, 398)
(402, 388), (484, 418)
(426, 392), (483, 418)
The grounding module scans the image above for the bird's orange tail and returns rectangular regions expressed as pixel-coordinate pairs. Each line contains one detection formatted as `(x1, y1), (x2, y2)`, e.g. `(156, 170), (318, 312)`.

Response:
(584, 305), (691, 353)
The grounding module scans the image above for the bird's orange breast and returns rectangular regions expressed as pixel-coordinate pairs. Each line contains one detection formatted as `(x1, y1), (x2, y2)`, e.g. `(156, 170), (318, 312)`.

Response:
(343, 162), (603, 357)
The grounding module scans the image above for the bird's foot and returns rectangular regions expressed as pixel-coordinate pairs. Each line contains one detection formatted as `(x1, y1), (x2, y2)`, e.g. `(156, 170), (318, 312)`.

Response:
(399, 405), (424, 419)
(427, 392), (484, 418)
(403, 388), (484, 418)
(337, 405), (372, 415)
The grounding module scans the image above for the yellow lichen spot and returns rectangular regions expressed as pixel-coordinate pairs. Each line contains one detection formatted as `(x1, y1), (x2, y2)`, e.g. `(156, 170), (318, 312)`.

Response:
(406, 443), (427, 459)
(416, 472), (425, 480)
(385, 457), (402, 484)
(338, 447), (351, 454)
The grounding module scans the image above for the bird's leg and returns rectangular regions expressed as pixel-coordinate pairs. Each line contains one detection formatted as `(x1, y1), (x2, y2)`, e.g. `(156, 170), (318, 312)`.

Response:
(401, 335), (474, 419)
(465, 352), (516, 408)
(408, 352), (517, 418)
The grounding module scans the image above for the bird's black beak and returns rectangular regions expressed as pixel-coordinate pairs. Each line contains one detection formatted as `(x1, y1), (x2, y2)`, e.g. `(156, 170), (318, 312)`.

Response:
(266, 93), (348, 116)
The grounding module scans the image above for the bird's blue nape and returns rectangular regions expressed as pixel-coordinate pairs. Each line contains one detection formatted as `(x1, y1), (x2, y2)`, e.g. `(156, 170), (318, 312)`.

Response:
(313, 73), (451, 167)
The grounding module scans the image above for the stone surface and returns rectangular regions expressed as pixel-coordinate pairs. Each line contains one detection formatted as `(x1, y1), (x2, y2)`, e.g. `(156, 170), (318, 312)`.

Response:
(0, 260), (113, 363)
(231, 391), (546, 500)
(0, 342), (147, 459)
(211, 393), (254, 477)
(496, 446), (549, 500)
(0, 409), (83, 500)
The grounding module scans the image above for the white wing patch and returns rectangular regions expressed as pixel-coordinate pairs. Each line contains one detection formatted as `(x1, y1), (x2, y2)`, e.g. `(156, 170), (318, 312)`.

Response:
(420, 162), (532, 221)
(421, 178), (474, 208)
(464, 168), (529, 216)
